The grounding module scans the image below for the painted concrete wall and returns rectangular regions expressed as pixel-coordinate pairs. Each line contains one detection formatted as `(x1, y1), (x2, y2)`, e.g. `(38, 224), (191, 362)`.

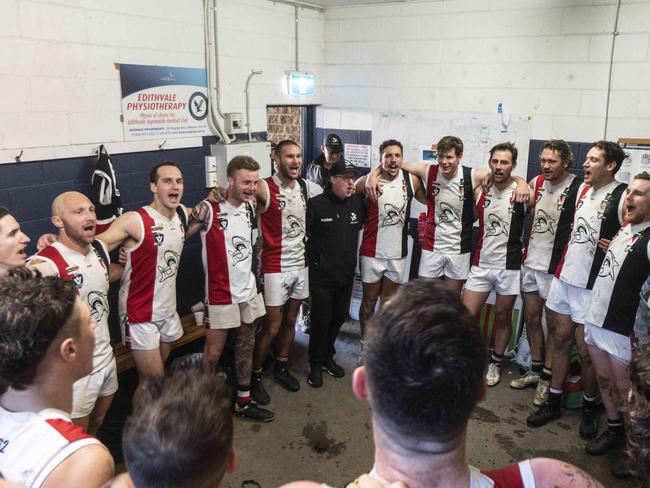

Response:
(321, 0), (650, 142)
(0, 0), (323, 162)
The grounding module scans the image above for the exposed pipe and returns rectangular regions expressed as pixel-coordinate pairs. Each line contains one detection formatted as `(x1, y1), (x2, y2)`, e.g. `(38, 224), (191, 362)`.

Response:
(269, 0), (324, 13)
(603, 0), (622, 139)
(295, 5), (299, 71)
(246, 70), (263, 142)
(203, 0), (231, 143)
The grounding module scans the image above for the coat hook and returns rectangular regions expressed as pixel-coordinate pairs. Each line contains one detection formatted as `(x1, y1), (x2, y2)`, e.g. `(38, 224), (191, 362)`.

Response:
(159, 140), (167, 150)
(15, 150), (23, 163)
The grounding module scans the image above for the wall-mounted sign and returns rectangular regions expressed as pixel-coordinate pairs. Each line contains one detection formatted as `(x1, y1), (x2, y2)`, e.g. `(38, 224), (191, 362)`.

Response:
(119, 64), (210, 141)
(344, 143), (371, 168)
(285, 71), (315, 96)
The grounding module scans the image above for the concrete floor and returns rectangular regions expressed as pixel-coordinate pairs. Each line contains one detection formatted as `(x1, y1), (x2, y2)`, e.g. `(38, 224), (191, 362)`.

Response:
(222, 320), (637, 488)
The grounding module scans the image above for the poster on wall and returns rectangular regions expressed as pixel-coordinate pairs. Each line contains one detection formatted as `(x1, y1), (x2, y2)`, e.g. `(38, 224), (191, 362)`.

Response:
(119, 64), (210, 141)
(344, 143), (371, 168)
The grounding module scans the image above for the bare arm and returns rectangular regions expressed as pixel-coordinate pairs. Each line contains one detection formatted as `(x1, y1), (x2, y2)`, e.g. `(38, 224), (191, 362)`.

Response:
(96, 212), (141, 252)
(26, 258), (58, 276)
(186, 201), (210, 238)
(42, 444), (115, 488)
(355, 175), (368, 196)
(530, 458), (604, 488)
(108, 263), (123, 283)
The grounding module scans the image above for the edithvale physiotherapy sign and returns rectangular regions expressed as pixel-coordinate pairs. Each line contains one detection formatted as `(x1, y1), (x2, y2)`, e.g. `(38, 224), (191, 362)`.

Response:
(119, 64), (210, 141)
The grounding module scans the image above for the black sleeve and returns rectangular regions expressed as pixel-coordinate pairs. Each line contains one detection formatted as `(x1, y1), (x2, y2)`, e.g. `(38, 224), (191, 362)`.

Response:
(306, 197), (316, 238)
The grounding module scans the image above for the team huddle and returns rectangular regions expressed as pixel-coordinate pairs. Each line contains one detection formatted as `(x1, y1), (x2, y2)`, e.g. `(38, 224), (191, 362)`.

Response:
(0, 133), (648, 487)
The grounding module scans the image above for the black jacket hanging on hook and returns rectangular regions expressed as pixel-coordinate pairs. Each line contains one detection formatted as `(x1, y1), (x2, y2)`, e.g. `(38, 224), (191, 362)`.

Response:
(91, 145), (123, 234)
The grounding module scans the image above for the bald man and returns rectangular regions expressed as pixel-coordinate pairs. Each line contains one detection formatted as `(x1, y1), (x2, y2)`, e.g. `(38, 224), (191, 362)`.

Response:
(0, 206), (30, 277)
(28, 192), (122, 434)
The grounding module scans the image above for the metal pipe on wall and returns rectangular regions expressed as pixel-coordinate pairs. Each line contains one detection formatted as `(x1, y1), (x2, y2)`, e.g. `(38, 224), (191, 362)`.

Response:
(603, 0), (622, 139)
(246, 70), (264, 141)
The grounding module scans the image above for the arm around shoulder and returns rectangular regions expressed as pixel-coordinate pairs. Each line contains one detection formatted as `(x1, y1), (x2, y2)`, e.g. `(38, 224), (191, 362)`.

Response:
(43, 444), (115, 488)
(96, 212), (141, 252)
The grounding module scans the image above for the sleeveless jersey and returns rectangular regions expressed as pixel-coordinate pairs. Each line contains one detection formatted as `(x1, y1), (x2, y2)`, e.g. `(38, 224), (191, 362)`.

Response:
(119, 205), (186, 324)
(421, 164), (475, 254)
(259, 175), (308, 273)
(0, 407), (100, 487)
(556, 181), (627, 289)
(474, 181), (526, 270)
(200, 200), (257, 305)
(524, 174), (582, 274)
(28, 242), (113, 373)
(586, 221), (650, 336)
(360, 169), (413, 259)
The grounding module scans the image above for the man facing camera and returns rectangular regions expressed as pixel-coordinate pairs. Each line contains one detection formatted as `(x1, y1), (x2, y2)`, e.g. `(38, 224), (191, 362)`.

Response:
(0, 270), (114, 487)
(0, 207), (30, 277)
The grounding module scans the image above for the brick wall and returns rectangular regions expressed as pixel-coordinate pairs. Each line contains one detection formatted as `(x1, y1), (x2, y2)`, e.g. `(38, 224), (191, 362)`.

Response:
(267, 106), (302, 146)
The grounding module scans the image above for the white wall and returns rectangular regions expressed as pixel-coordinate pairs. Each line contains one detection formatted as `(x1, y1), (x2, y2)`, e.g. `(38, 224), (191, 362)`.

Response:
(322, 0), (650, 143)
(0, 0), (323, 162)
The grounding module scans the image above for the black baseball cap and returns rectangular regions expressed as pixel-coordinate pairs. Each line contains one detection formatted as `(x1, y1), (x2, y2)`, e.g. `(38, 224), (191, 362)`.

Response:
(330, 159), (360, 177)
(323, 133), (343, 153)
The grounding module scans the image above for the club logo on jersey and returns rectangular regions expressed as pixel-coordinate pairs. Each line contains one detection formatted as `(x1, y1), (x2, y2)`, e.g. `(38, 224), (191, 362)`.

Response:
(532, 209), (556, 235)
(438, 201), (461, 223)
(229, 236), (251, 266)
(571, 217), (598, 246)
(350, 212), (358, 224)
(278, 198), (287, 210)
(485, 213), (509, 237)
(283, 215), (304, 240)
(219, 218), (228, 230)
(598, 249), (620, 280)
(71, 273), (84, 289)
(458, 179), (466, 201)
(597, 193), (614, 220)
(158, 250), (179, 282)
(536, 188), (544, 203)
(557, 186), (571, 211)
(482, 198), (491, 208)
(380, 203), (404, 227)
(430, 183), (440, 197)
(87, 291), (108, 322)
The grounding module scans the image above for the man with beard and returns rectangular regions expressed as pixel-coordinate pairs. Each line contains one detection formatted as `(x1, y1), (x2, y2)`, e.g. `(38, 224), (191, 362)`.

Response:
(0, 207), (30, 278)
(527, 141), (627, 444)
(511, 140), (582, 406)
(462, 142), (526, 388)
(366, 136), (529, 293)
(28, 192), (122, 434)
(582, 173), (650, 465)
(306, 160), (366, 387)
(187, 156), (274, 422)
(356, 140), (422, 337)
(94, 162), (189, 405)
(304, 133), (344, 188)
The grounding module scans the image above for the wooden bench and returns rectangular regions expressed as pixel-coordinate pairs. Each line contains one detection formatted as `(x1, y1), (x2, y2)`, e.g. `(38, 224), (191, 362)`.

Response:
(113, 314), (205, 374)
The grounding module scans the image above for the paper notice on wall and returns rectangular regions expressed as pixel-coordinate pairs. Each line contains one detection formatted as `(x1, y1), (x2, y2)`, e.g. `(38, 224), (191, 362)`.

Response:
(119, 64), (210, 141)
(344, 143), (371, 168)
(619, 146), (650, 184)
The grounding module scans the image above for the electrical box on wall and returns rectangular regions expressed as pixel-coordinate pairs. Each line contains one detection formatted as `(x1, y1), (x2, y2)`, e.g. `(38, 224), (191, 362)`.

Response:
(209, 141), (272, 187)
(224, 113), (244, 134)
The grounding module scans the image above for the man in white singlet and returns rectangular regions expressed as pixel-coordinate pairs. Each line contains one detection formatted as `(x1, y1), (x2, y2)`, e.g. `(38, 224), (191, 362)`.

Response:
(511, 140), (582, 406)
(188, 156), (274, 422)
(95, 162), (189, 406)
(462, 142), (526, 388)
(28, 192), (122, 435)
(0, 271), (114, 487)
(0, 207), (30, 277)
(527, 141), (627, 445)
(365, 136), (529, 293)
(356, 139), (422, 335)
(279, 280), (602, 488)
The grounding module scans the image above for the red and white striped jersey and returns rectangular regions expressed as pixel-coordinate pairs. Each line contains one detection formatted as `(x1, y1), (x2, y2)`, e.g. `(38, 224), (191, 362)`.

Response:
(556, 181), (626, 289)
(28, 242), (113, 374)
(259, 176), (310, 273)
(119, 205), (186, 324)
(524, 174), (582, 274)
(474, 181), (526, 270)
(360, 169), (413, 259)
(0, 407), (100, 488)
(199, 200), (257, 305)
(421, 164), (475, 255)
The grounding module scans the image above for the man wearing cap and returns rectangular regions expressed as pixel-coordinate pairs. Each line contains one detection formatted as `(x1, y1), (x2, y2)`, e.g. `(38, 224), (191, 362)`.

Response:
(305, 159), (366, 387)
(304, 133), (344, 188)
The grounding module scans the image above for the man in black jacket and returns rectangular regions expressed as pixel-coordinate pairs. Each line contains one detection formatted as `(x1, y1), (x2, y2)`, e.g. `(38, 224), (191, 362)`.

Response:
(306, 160), (366, 388)
(304, 133), (344, 188)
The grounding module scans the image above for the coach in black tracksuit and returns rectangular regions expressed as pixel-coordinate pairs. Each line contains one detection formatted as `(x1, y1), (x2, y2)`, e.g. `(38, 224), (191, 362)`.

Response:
(306, 160), (366, 388)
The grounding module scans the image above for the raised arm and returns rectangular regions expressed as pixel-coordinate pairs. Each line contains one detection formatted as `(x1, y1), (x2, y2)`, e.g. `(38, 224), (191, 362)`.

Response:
(96, 212), (141, 252)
